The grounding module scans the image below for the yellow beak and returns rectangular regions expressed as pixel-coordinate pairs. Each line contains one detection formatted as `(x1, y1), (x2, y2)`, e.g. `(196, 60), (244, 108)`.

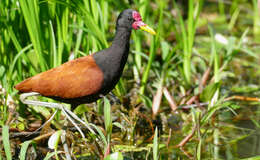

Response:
(140, 25), (156, 35)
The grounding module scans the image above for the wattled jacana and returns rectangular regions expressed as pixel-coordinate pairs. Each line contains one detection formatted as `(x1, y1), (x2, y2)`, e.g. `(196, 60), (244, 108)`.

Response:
(15, 9), (156, 137)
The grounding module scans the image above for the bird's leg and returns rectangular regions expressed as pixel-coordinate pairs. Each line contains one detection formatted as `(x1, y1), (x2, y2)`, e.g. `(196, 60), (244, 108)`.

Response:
(62, 107), (95, 134)
(100, 93), (121, 105)
(20, 92), (62, 109)
(20, 93), (85, 137)
(27, 110), (58, 137)
(20, 92), (96, 138)
(61, 131), (72, 160)
(108, 92), (121, 104)
(60, 105), (85, 138)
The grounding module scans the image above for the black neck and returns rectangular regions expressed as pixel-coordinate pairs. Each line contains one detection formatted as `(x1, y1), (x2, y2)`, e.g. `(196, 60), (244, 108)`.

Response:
(109, 27), (131, 69)
(93, 27), (132, 94)
(111, 27), (132, 49)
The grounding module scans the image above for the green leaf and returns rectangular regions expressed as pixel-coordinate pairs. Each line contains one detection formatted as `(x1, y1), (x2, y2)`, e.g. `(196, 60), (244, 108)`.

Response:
(19, 0), (46, 71)
(240, 156), (260, 160)
(0, 66), (6, 78)
(201, 104), (222, 126)
(113, 122), (125, 131)
(43, 151), (62, 160)
(20, 140), (33, 160)
(230, 104), (241, 110)
(73, 104), (90, 115)
(161, 41), (170, 60)
(104, 152), (123, 160)
(2, 125), (12, 160)
(197, 137), (202, 160)
(153, 127), (158, 160)
(200, 82), (221, 102)
(231, 85), (259, 93)
(104, 97), (112, 134)
(89, 123), (107, 146)
(9, 44), (33, 76)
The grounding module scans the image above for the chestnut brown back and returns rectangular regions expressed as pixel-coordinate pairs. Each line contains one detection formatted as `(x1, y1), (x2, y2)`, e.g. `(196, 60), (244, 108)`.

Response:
(15, 55), (104, 99)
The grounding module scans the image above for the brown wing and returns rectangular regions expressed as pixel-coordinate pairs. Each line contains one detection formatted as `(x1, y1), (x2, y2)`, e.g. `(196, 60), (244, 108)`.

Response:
(15, 55), (104, 99)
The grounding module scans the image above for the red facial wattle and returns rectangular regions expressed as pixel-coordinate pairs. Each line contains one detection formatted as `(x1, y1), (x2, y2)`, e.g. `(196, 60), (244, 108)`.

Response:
(132, 21), (146, 30)
(132, 11), (146, 30)
(132, 10), (156, 35)
(132, 11), (142, 21)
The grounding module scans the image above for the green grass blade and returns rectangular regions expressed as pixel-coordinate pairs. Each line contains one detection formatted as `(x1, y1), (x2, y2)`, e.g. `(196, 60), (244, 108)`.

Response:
(104, 152), (123, 160)
(2, 125), (12, 160)
(153, 127), (158, 160)
(20, 140), (33, 160)
(62, 1), (69, 43)
(140, 1), (163, 95)
(49, 20), (57, 67)
(241, 156), (260, 160)
(140, 36), (155, 95)
(228, 8), (240, 31)
(104, 97), (112, 134)
(208, 25), (219, 82)
(89, 123), (107, 146)
(90, 0), (99, 23)
(197, 132), (202, 160)
(74, 20), (84, 58)
(43, 151), (62, 160)
(8, 44), (33, 76)
(56, 15), (64, 66)
(19, 0), (46, 71)
(5, 26), (22, 52)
